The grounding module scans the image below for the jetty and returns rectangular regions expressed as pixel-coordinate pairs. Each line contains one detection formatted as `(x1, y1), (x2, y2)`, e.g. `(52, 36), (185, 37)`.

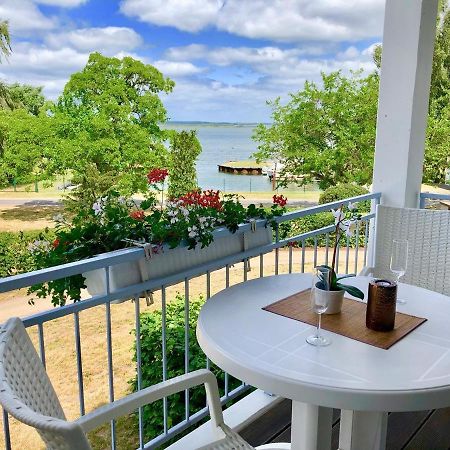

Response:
(218, 160), (267, 175)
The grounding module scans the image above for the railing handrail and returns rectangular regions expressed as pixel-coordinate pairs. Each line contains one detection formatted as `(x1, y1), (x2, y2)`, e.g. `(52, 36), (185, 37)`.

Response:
(419, 191), (450, 208)
(275, 192), (381, 223)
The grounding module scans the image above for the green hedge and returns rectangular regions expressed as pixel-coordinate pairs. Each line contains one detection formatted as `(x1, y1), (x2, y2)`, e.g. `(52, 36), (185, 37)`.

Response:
(133, 295), (241, 442)
(319, 183), (370, 212)
(0, 230), (54, 278)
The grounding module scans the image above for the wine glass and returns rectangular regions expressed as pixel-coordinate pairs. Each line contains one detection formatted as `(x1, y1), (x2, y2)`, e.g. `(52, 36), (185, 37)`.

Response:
(306, 267), (331, 347)
(390, 239), (409, 304)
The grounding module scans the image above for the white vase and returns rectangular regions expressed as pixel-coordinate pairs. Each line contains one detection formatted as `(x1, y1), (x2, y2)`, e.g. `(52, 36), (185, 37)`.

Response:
(316, 288), (345, 315)
(83, 226), (272, 304)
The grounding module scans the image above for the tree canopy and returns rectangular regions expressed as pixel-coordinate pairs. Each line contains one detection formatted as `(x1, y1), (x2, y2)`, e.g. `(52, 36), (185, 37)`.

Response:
(52, 52), (175, 194)
(253, 71), (378, 189)
(0, 20), (10, 62)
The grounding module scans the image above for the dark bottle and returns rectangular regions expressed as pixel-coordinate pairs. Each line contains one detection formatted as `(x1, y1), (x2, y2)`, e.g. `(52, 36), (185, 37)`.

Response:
(366, 279), (397, 331)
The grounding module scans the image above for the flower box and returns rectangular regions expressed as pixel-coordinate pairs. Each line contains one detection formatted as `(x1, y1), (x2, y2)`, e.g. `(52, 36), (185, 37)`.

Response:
(83, 225), (272, 303)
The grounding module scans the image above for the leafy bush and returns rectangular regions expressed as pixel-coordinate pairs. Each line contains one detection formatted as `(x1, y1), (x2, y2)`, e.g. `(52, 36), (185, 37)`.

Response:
(285, 211), (334, 246)
(133, 295), (241, 442)
(0, 230), (54, 278)
(319, 183), (370, 212)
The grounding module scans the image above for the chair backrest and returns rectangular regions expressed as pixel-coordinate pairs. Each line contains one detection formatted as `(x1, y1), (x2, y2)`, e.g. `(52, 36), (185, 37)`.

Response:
(373, 205), (450, 296)
(0, 317), (91, 450)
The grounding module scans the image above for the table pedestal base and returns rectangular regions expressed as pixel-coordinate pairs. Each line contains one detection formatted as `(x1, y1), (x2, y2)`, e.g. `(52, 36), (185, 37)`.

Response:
(291, 401), (333, 450)
(339, 410), (388, 450)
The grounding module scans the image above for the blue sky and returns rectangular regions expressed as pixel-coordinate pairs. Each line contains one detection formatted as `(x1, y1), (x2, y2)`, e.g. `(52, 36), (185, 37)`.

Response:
(0, 0), (385, 122)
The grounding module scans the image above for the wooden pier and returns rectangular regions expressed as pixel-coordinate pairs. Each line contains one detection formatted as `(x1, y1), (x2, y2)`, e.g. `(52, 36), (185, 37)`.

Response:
(218, 160), (266, 175)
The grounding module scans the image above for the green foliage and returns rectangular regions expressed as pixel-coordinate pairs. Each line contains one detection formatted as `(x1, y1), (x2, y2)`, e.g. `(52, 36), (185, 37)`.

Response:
(6, 84), (45, 116)
(133, 295), (240, 441)
(424, 103), (450, 183)
(52, 52), (174, 195)
(0, 109), (56, 186)
(63, 164), (117, 213)
(287, 212), (334, 246)
(0, 230), (54, 278)
(167, 130), (202, 199)
(0, 20), (11, 62)
(319, 184), (370, 212)
(253, 71), (378, 190)
(430, 1), (450, 115)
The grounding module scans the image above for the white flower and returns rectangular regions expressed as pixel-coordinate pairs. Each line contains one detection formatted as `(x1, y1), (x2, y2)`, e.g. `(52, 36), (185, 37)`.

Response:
(199, 217), (207, 223)
(348, 201), (358, 211)
(170, 217), (178, 224)
(118, 197), (126, 204)
(28, 240), (51, 253)
(53, 213), (64, 223)
(331, 209), (345, 224)
(188, 230), (197, 238)
(92, 201), (103, 216)
(341, 220), (357, 237)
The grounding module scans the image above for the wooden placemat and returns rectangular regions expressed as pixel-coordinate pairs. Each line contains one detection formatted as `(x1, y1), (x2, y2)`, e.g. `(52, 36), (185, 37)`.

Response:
(262, 289), (427, 350)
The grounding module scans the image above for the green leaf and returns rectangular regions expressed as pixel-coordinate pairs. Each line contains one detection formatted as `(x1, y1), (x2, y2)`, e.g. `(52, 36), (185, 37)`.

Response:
(336, 283), (365, 300)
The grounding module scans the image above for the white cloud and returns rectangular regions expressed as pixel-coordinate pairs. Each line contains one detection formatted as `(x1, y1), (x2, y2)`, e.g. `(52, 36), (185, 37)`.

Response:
(154, 60), (205, 77)
(34, 0), (88, 6)
(166, 44), (330, 66)
(0, 42), (90, 98)
(120, 0), (385, 42)
(0, 0), (56, 33)
(120, 0), (222, 33)
(34, 0), (89, 8)
(46, 27), (143, 53)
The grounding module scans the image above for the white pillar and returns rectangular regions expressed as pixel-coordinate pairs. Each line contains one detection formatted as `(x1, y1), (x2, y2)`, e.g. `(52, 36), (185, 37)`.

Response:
(372, 0), (439, 208)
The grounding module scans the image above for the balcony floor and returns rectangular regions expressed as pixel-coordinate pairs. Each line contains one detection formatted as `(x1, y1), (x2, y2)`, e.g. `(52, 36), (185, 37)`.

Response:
(240, 400), (450, 449)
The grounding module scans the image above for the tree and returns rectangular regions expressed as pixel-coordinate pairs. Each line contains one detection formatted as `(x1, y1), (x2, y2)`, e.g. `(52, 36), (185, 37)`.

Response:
(168, 130), (202, 198)
(53, 52), (175, 195)
(0, 20), (11, 62)
(253, 71), (378, 189)
(0, 109), (56, 186)
(7, 84), (45, 116)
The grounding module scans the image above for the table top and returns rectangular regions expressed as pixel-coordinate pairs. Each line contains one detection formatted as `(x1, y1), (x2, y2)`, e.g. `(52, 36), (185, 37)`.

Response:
(197, 274), (450, 412)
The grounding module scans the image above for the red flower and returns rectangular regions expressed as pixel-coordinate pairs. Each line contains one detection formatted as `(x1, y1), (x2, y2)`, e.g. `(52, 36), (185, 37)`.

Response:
(178, 190), (222, 210)
(52, 239), (60, 248)
(130, 210), (145, 221)
(273, 194), (288, 207)
(147, 168), (168, 184)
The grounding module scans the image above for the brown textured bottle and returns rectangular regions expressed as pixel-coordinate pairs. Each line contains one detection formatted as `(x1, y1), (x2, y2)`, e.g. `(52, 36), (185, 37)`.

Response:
(366, 279), (397, 331)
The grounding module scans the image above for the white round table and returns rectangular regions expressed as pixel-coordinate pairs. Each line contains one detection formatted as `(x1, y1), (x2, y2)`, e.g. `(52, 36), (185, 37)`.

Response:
(196, 274), (450, 450)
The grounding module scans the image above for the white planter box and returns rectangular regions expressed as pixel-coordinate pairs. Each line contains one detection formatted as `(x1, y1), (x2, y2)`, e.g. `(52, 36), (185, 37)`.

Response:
(83, 226), (272, 303)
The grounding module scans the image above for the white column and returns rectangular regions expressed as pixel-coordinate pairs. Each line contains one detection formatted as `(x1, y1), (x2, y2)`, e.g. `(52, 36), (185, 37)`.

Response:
(372, 0), (439, 208)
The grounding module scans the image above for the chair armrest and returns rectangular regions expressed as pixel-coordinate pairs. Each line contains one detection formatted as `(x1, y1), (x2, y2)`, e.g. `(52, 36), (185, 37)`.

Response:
(76, 369), (223, 433)
(359, 266), (374, 276)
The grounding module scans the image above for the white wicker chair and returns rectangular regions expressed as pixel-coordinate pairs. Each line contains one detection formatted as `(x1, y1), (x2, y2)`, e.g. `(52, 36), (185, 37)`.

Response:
(364, 205), (450, 296)
(0, 317), (286, 450)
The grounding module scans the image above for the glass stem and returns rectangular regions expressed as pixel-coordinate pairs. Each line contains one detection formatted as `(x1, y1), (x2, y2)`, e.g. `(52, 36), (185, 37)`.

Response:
(317, 313), (322, 338)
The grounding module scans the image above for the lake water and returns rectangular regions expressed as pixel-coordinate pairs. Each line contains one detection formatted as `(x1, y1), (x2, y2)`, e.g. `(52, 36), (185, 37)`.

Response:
(165, 122), (314, 193)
